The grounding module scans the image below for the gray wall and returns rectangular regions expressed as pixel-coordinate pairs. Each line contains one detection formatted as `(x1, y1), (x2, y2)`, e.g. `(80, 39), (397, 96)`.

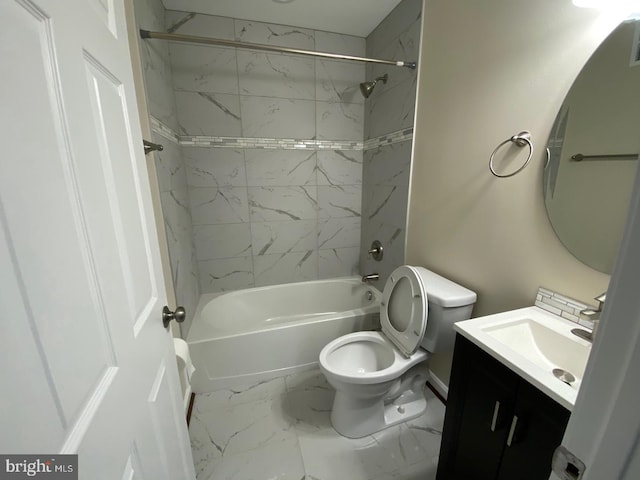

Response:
(360, 0), (422, 284)
(408, 0), (620, 383)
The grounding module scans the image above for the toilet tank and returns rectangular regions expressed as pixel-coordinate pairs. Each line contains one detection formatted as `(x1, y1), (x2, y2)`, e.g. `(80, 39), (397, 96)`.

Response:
(414, 267), (477, 353)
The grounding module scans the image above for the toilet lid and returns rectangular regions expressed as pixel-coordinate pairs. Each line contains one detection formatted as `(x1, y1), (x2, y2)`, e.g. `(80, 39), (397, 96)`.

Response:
(380, 265), (428, 357)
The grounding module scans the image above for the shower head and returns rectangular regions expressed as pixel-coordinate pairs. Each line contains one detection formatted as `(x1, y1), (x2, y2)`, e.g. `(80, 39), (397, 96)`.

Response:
(359, 74), (388, 99)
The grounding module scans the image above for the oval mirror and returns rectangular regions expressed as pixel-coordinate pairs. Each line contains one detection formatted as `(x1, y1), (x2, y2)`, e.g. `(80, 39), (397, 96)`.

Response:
(543, 19), (640, 274)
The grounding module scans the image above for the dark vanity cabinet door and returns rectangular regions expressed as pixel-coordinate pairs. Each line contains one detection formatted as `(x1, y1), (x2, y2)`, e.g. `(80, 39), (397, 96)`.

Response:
(496, 381), (570, 480)
(436, 335), (570, 480)
(437, 335), (520, 479)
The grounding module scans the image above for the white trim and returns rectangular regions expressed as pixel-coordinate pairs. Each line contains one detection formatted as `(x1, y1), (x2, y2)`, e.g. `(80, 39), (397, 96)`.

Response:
(428, 369), (449, 400)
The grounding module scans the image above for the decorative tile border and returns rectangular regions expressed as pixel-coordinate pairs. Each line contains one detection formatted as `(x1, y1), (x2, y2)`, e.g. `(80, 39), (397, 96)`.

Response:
(150, 116), (180, 144)
(149, 116), (412, 151)
(179, 136), (363, 150)
(363, 128), (414, 150)
(535, 287), (595, 329)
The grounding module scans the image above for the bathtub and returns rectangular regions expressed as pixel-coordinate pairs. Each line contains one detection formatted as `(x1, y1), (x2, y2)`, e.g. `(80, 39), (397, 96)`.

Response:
(187, 276), (381, 393)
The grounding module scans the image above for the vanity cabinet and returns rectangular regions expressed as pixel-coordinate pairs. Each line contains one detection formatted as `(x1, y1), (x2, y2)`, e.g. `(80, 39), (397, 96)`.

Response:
(436, 335), (570, 480)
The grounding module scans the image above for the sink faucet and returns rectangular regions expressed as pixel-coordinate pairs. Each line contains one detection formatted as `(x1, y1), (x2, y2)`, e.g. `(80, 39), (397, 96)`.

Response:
(362, 273), (379, 283)
(572, 292), (606, 342)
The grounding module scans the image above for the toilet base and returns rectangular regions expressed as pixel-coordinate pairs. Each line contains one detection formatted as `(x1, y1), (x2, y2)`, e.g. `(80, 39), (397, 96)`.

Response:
(383, 395), (427, 431)
(330, 364), (429, 438)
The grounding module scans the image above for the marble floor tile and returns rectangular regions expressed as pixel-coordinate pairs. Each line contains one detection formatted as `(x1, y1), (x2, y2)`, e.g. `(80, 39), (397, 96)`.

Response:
(284, 368), (331, 392)
(281, 383), (335, 434)
(370, 458), (439, 480)
(190, 395), (297, 462)
(192, 376), (287, 410)
(405, 389), (444, 459)
(370, 423), (430, 469)
(198, 438), (305, 480)
(298, 424), (412, 480)
(189, 368), (443, 480)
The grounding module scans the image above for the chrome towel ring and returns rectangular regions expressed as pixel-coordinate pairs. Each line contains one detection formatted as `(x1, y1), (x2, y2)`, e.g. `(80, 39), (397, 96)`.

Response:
(489, 131), (533, 178)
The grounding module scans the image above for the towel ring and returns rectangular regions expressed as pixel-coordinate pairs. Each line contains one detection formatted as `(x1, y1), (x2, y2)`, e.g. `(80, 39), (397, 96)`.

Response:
(489, 131), (533, 178)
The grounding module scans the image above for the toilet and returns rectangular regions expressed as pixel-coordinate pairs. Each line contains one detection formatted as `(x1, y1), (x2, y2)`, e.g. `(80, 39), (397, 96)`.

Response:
(319, 265), (476, 438)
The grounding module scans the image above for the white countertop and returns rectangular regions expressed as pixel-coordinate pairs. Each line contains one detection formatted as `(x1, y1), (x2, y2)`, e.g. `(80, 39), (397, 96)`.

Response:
(454, 306), (593, 411)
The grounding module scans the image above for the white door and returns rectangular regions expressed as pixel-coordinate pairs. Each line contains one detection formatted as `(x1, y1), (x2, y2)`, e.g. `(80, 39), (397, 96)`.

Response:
(0, 0), (195, 478)
(549, 159), (640, 475)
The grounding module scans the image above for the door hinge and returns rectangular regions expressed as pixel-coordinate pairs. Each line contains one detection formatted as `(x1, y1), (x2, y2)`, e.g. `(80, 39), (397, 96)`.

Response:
(552, 445), (586, 480)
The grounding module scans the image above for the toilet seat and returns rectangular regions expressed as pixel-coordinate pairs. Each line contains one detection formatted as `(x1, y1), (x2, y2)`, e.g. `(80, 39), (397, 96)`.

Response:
(380, 265), (428, 357)
(319, 265), (430, 386)
(319, 331), (427, 385)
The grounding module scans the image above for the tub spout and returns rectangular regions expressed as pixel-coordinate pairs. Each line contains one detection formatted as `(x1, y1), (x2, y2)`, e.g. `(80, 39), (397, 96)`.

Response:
(362, 273), (379, 283)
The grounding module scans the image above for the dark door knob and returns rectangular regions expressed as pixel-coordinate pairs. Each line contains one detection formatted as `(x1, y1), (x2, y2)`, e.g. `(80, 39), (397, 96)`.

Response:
(162, 306), (186, 328)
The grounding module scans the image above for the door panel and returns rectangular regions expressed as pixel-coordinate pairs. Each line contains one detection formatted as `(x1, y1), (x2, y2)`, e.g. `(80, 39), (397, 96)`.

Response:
(143, 362), (194, 479)
(87, 0), (117, 36)
(1, 0), (119, 438)
(121, 450), (144, 480)
(83, 52), (157, 330)
(0, 0), (195, 477)
(0, 209), (66, 452)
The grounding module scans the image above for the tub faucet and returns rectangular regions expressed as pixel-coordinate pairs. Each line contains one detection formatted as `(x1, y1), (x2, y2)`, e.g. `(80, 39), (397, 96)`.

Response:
(362, 273), (379, 283)
(572, 292), (606, 342)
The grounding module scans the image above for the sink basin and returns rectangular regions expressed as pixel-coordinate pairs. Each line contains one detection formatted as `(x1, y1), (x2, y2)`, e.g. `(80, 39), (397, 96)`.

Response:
(482, 318), (590, 382)
(455, 306), (592, 410)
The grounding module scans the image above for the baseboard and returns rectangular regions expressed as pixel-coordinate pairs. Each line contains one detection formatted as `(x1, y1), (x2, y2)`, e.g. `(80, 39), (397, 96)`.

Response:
(428, 369), (449, 401)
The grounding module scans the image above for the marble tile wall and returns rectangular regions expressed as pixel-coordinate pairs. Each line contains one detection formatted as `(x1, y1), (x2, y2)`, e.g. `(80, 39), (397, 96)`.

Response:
(360, 0), (422, 285)
(134, 2), (420, 298)
(361, 141), (413, 283)
(365, 0), (422, 141)
(163, 11), (366, 292)
(134, 0), (200, 336)
(184, 146), (364, 292)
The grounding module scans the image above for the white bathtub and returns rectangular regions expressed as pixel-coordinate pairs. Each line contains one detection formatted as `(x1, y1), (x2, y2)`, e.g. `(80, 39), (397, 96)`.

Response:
(187, 277), (381, 393)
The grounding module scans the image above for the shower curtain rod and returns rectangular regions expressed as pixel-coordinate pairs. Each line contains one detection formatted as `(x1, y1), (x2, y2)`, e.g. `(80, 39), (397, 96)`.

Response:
(139, 30), (417, 69)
